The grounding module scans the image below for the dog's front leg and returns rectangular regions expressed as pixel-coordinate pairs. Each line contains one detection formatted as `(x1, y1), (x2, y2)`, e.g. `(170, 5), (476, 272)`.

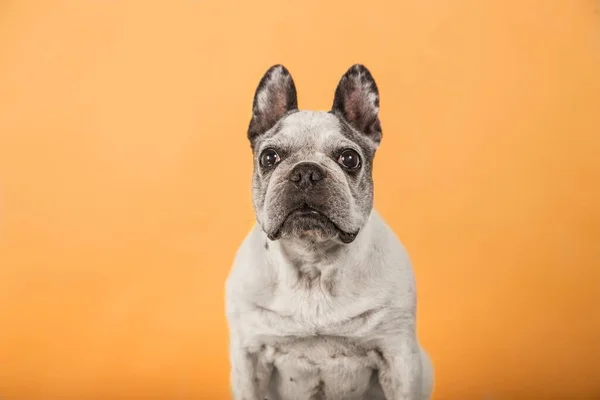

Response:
(377, 335), (423, 400)
(230, 338), (273, 400)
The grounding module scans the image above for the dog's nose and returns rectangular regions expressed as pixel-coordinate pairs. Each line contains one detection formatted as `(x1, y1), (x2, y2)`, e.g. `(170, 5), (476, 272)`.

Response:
(289, 162), (325, 190)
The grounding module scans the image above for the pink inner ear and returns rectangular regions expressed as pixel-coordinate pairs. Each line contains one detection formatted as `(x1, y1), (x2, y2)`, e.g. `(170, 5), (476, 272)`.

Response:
(273, 85), (289, 119)
(345, 87), (376, 132)
(261, 80), (291, 124)
(345, 90), (362, 122)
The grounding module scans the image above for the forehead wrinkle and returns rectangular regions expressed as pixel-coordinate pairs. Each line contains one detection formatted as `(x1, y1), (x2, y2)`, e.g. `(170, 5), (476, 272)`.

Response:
(279, 113), (352, 150)
(281, 111), (339, 134)
(336, 117), (378, 155)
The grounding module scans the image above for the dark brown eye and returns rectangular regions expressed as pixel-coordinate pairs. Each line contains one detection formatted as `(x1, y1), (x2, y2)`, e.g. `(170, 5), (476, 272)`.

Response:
(338, 149), (361, 170)
(260, 149), (281, 167)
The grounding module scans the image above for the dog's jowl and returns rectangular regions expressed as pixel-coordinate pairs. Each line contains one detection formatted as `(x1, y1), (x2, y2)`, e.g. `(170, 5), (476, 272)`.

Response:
(225, 64), (434, 400)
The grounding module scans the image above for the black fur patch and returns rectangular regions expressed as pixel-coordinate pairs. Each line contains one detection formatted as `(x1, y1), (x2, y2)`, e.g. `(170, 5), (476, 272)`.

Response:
(309, 379), (326, 400)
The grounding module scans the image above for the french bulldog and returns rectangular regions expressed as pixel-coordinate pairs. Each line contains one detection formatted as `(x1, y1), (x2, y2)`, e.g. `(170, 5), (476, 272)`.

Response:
(225, 64), (434, 400)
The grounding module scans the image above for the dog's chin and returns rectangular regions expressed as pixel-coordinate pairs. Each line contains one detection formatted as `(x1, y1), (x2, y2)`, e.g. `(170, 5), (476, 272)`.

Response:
(267, 208), (358, 244)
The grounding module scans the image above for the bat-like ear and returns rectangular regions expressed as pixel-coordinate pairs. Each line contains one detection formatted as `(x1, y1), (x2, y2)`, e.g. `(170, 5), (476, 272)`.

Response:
(331, 64), (382, 144)
(248, 65), (298, 146)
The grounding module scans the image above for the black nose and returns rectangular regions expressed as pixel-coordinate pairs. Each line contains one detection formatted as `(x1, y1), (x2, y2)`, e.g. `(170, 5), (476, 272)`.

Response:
(289, 162), (326, 189)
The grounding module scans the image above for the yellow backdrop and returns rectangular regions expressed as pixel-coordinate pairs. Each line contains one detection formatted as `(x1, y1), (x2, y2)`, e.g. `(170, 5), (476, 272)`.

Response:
(0, 1), (599, 399)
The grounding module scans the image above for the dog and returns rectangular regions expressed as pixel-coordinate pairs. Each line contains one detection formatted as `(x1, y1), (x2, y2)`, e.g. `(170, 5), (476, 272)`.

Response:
(225, 64), (434, 400)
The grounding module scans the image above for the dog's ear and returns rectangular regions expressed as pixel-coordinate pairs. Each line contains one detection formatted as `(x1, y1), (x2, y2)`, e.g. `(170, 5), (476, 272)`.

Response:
(331, 64), (382, 144)
(248, 65), (298, 146)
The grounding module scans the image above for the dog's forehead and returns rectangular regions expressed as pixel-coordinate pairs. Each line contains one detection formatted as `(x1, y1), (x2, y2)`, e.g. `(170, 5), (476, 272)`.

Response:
(277, 111), (344, 146)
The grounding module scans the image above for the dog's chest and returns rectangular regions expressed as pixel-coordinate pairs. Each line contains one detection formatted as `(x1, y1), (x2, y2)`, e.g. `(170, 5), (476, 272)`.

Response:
(251, 274), (383, 338)
(264, 336), (384, 400)
(249, 278), (388, 399)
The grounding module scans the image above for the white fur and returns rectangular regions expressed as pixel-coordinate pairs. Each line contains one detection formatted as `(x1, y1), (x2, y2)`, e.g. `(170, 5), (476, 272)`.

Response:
(225, 210), (434, 400)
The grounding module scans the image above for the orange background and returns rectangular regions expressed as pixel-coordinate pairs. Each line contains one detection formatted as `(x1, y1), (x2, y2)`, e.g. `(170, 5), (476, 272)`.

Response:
(0, 1), (599, 399)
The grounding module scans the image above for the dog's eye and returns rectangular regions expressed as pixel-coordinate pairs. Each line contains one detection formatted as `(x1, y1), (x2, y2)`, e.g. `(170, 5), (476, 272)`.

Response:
(260, 149), (281, 168)
(338, 149), (361, 170)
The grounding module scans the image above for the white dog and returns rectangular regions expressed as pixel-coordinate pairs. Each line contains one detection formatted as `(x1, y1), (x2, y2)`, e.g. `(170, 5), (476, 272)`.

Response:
(225, 64), (434, 400)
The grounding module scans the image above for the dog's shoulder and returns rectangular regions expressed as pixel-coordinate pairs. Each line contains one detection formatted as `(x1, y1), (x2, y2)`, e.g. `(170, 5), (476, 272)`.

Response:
(226, 225), (272, 292)
(362, 210), (417, 300)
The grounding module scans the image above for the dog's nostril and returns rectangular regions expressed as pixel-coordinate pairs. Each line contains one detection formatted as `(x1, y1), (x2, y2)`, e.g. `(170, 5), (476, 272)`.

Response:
(288, 162), (326, 188)
(311, 170), (323, 181)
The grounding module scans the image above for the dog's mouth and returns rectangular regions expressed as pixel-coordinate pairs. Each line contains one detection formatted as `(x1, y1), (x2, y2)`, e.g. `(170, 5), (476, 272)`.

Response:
(290, 204), (323, 218)
(267, 204), (358, 244)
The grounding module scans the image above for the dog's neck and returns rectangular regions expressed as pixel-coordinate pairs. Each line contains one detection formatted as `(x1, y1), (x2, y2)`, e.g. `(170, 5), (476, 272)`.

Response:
(266, 210), (377, 278)
(277, 237), (344, 265)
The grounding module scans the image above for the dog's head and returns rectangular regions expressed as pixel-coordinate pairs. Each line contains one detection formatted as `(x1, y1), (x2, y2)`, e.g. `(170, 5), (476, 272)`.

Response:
(248, 64), (382, 244)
